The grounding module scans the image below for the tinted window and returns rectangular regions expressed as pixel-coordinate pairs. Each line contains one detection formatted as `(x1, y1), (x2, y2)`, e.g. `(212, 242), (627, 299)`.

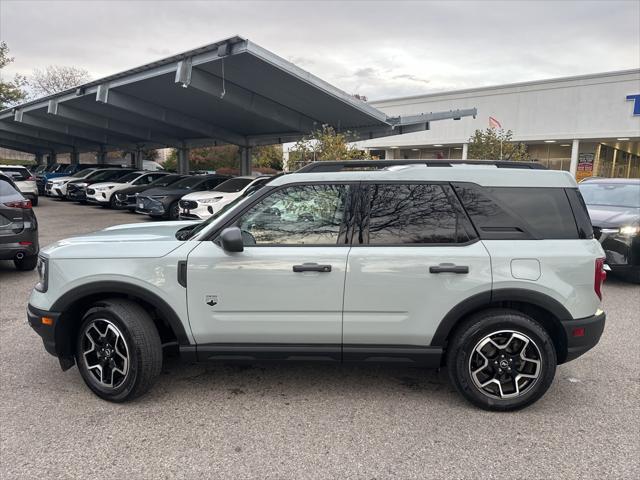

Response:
(150, 175), (183, 187)
(237, 184), (349, 245)
(0, 167), (30, 180)
(118, 172), (143, 183)
(214, 178), (254, 193)
(363, 183), (471, 244)
(204, 177), (228, 189)
(0, 178), (19, 196)
(171, 176), (205, 189)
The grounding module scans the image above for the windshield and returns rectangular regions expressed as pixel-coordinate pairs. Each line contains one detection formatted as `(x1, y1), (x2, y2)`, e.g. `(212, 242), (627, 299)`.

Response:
(72, 168), (94, 178)
(213, 178), (254, 193)
(117, 172), (142, 183)
(149, 174), (183, 187)
(88, 169), (130, 181)
(579, 183), (640, 208)
(171, 176), (205, 190)
(63, 165), (77, 173)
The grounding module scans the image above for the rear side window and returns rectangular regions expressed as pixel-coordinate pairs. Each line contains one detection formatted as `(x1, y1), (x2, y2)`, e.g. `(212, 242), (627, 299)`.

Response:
(453, 183), (580, 239)
(0, 167), (30, 181)
(361, 183), (473, 244)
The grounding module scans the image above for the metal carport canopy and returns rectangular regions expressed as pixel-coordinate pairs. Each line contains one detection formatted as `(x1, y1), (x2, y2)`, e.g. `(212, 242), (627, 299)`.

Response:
(0, 35), (476, 174)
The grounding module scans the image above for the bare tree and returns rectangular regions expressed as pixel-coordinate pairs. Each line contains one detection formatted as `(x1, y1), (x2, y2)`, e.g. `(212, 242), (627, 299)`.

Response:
(28, 65), (91, 97)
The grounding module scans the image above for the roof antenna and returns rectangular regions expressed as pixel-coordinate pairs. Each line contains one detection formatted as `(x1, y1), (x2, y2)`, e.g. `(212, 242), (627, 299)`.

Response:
(220, 58), (226, 99)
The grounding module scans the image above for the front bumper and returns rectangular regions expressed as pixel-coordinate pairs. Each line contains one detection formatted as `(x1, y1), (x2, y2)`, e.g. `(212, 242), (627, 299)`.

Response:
(562, 310), (606, 362)
(595, 229), (639, 268)
(27, 304), (61, 358)
(67, 187), (87, 201)
(135, 197), (166, 216)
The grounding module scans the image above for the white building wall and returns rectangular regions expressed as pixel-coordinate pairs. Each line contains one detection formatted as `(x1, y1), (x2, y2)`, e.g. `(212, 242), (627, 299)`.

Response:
(358, 69), (640, 148)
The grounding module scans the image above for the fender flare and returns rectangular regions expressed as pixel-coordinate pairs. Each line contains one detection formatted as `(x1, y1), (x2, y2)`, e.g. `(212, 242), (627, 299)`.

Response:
(50, 281), (191, 346)
(430, 288), (572, 347)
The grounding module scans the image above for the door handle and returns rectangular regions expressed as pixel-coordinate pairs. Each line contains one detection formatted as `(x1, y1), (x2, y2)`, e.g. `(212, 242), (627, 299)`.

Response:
(293, 263), (332, 273)
(429, 263), (469, 274)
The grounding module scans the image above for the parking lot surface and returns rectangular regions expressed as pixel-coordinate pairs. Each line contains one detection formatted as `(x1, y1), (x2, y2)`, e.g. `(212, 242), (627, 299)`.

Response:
(1, 197), (639, 479)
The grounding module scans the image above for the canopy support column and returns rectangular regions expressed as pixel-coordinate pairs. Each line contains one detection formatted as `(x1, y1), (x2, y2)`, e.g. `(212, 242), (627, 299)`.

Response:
(240, 146), (252, 176)
(569, 139), (580, 177)
(47, 152), (57, 167)
(35, 153), (43, 166)
(178, 146), (190, 174)
(97, 148), (107, 165)
(135, 148), (144, 170)
(70, 149), (80, 166)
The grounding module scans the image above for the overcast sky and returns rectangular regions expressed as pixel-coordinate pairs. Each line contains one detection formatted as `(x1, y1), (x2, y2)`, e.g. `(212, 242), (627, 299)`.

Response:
(1, 0), (639, 100)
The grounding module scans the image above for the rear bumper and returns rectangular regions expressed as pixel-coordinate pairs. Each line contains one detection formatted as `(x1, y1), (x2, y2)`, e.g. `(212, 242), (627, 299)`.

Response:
(562, 310), (606, 362)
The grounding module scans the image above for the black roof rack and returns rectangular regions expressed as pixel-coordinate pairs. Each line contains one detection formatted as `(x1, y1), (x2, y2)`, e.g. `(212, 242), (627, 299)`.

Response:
(296, 160), (547, 173)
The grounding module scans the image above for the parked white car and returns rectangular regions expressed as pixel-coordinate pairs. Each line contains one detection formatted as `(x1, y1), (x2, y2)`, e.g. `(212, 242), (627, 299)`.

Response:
(86, 171), (168, 207)
(0, 165), (39, 206)
(45, 168), (98, 199)
(179, 176), (272, 220)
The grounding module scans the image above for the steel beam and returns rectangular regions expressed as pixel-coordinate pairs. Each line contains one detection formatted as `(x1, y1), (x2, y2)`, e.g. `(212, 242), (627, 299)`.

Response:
(0, 120), (96, 150)
(178, 147), (190, 174)
(96, 85), (247, 146)
(14, 110), (141, 150)
(240, 146), (252, 175)
(0, 131), (75, 153)
(177, 62), (319, 133)
(48, 100), (182, 148)
(387, 108), (477, 126)
(0, 140), (47, 155)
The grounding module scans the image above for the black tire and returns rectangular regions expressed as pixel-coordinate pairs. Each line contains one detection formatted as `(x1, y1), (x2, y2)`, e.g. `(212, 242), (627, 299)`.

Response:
(446, 308), (557, 411)
(75, 299), (162, 402)
(31, 197), (39, 206)
(14, 255), (38, 271)
(166, 201), (179, 220)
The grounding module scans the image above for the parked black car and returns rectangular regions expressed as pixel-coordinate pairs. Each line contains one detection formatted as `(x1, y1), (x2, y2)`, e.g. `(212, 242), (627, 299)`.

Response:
(113, 173), (185, 211)
(135, 174), (230, 219)
(579, 178), (640, 283)
(67, 168), (136, 203)
(0, 173), (39, 270)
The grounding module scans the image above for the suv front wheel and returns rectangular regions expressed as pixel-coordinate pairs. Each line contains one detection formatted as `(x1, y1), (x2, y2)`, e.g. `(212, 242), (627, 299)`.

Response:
(446, 309), (557, 411)
(75, 299), (162, 402)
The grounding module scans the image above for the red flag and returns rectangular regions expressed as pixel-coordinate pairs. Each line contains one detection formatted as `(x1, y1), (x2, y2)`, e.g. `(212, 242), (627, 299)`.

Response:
(489, 116), (502, 129)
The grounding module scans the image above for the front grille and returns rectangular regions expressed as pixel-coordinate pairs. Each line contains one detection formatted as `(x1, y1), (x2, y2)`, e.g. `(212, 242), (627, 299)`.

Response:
(86, 188), (95, 195)
(180, 200), (198, 210)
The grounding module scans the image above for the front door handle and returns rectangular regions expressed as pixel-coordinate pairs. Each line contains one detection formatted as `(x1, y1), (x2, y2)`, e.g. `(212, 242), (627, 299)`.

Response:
(293, 263), (332, 273)
(429, 263), (469, 274)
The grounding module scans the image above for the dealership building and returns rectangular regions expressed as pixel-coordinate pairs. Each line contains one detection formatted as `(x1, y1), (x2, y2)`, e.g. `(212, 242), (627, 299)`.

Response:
(357, 69), (640, 179)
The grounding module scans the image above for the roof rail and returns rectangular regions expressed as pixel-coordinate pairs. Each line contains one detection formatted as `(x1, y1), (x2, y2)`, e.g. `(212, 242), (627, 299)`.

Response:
(295, 160), (547, 173)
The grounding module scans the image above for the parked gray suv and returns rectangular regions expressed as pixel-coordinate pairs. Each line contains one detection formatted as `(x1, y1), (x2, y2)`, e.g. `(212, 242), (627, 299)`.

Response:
(0, 173), (39, 270)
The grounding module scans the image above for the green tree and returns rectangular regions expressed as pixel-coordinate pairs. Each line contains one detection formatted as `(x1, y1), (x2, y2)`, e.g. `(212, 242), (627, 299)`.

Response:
(467, 128), (529, 161)
(288, 125), (369, 170)
(254, 144), (283, 171)
(0, 42), (27, 109)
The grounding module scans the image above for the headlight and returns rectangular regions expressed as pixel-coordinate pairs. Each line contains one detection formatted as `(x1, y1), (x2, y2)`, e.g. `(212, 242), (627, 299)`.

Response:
(619, 225), (640, 236)
(75, 182), (88, 188)
(200, 197), (223, 204)
(94, 185), (114, 191)
(35, 256), (48, 293)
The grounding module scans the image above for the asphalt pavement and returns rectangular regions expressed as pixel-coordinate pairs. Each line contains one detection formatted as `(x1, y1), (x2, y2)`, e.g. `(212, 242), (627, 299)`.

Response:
(1, 197), (638, 479)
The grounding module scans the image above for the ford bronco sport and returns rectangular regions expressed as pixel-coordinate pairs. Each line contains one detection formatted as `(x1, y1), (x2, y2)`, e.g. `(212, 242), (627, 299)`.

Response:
(27, 161), (607, 411)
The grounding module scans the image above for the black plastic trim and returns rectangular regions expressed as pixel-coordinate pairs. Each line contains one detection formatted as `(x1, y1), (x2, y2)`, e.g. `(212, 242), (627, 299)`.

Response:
(342, 345), (442, 366)
(177, 260), (187, 287)
(563, 311), (606, 362)
(50, 281), (191, 345)
(193, 343), (342, 362)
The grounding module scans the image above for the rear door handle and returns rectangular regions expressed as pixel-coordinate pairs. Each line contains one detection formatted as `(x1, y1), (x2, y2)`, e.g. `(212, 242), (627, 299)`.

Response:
(429, 263), (469, 274)
(293, 263), (332, 273)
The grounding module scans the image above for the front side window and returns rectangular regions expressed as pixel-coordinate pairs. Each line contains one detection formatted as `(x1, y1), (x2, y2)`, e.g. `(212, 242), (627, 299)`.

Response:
(362, 183), (471, 244)
(237, 184), (349, 245)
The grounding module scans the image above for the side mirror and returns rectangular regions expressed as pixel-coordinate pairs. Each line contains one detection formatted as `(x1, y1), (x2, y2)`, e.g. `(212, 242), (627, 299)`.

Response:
(218, 226), (244, 252)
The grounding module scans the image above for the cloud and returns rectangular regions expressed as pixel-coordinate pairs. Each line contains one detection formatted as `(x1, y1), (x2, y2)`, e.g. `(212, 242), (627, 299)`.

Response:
(1, 0), (638, 100)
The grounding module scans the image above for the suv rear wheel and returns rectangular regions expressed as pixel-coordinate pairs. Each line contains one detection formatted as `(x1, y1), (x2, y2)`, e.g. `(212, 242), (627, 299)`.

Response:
(446, 309), (557, 411)
(75, 299), (162, 402)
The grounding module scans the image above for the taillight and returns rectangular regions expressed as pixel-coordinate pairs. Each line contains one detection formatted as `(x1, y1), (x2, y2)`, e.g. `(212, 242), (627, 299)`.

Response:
(3, 199), (32, 209)
(594, 258), (606, 300)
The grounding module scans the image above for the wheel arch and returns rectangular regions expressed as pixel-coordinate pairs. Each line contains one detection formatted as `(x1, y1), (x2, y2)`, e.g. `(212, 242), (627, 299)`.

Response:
(432, 289), (570, 364)
(50, 281), (190, 362)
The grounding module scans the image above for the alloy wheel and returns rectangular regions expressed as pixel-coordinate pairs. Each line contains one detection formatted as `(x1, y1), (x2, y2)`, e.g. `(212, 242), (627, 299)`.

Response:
(468, 330), (542, 399)
(80, 319), (130, 389)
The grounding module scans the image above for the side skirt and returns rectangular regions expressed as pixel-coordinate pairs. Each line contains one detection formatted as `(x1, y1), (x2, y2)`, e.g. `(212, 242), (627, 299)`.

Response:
(179, 344), (443, 367)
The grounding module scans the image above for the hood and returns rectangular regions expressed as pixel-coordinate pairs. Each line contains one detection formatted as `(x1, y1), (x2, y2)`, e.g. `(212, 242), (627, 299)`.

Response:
(89, 181), (122, 190)
(587, 205), (640, 228)
(49, 176), (76, 183)
(181, 190), (236, 202)
(42, 221), (199, 259)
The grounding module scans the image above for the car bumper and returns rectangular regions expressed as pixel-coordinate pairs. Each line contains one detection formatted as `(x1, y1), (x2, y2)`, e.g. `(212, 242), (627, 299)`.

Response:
(67, 190), (87, 201)
(27, 304), (60, 357)
(135, 198), (167, 216)
(596, 230), (640, 268)
(562, 310), (606, 362)
(0, 241), (38, 260)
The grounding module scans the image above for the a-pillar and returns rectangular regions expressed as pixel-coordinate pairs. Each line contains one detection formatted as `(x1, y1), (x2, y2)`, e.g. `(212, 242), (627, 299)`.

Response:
(46, 152), (57, 167)
(70, 149), (80, 166)
(462, 143), (469, 160)
(178, 147), (190, 174)
(569, 139), (580, 178)
(240, 146), (252, 176)
(35, 153), (44, 166)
